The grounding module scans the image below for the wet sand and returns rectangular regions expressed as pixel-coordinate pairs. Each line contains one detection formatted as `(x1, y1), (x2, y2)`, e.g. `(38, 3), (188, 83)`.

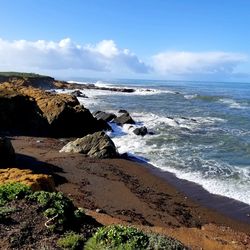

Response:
(10, 136), (250, 249)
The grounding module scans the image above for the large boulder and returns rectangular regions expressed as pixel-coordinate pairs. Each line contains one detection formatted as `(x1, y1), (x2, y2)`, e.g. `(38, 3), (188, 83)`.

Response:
(113, 112), (135, 126)
(0, 137), (15, 166)
(0, 83), (110, 137)
(60, 131), (118, 158)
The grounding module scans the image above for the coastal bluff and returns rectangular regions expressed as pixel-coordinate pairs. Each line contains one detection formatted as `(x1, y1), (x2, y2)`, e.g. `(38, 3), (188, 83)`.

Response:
(0, 73), (110, 137)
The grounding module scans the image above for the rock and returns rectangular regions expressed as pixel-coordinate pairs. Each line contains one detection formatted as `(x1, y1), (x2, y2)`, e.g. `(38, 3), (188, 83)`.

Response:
(71, 90), (87, 98)
(113, 112), (135, 126)
(0, 89), (48, 136)
(93, 111), (117, 122)
(0, 83), (110, 137)
(118, 109), (129, 114)
(60, 131), (118, 158)
(0, 137), (15, 166)
(133, 126), (148, 136)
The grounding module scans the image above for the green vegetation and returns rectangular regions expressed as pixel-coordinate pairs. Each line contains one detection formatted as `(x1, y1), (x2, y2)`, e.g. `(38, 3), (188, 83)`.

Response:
(0, 182), (31, 206)
(85, 225), (188, 250)
(0, 206), (16, 222)
(146, 233), (188, 250)
(57, 231), (85, 250)
(85, 225), (149, 250)
(0, 183), (188, 249)
(0, 71), (51, 79)
(27, 191), (85, 230)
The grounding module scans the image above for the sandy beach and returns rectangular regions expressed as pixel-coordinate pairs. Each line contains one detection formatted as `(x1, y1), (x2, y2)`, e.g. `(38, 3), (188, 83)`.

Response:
(10, 135), (250, 249)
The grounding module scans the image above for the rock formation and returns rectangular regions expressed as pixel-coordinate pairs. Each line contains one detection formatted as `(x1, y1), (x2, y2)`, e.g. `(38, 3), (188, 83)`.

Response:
(60, 131), (118, 158)
(0, 83), (109, 137)
(113, 112), (135, 125)
(93, 111), (117, 122)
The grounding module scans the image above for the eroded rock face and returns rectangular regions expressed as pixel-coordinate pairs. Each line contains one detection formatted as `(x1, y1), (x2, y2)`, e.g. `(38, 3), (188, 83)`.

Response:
(0, 137), (15, 166)
(0, 83), (109, 137)
(60, 131), (118, 158)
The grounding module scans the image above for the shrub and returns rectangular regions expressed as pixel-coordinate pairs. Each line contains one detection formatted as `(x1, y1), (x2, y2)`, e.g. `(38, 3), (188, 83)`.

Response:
(84, 225), (148, 250)
(28, 191), (85, 230)
(0, 206), (16, 222)
(0, 168), (55, 191)
(146, 233), (188, 250)
(57, 231), (85, 250)
(0, 182), (31, 206)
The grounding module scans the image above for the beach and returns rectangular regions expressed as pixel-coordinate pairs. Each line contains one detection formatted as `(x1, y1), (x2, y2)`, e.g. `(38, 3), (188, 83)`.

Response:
(11, 135), (250, 249)
(0, 74), (250, 249)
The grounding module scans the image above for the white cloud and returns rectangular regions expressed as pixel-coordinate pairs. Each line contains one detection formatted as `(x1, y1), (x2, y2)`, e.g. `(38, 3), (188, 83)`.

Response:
(0, 38), (149, 74)
(152, 51), (247, 76)
(0, 37), (248, 79)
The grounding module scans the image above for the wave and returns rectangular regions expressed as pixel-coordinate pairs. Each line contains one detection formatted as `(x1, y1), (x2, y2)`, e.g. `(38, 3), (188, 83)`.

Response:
(184, 93), (249, 109)
(219, 98), (248, 109)
(106, 108), (250, 205)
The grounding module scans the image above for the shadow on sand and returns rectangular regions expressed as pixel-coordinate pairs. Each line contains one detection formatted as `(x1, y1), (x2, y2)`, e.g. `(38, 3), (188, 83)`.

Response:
(14, 153), (67, 186)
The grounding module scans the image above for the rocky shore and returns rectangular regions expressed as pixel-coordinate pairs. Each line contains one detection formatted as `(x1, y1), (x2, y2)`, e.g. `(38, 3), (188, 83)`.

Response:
(0, 73), (250, 249)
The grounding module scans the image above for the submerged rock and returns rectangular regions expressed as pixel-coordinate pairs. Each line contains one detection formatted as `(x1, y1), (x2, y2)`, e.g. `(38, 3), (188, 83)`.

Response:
(0, 137), (15, 166)
(133, 126), (148, 136)
(60, 131), (118, 158)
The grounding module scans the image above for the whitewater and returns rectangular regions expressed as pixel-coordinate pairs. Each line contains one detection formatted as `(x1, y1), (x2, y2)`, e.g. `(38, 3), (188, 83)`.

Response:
(56, 79), (250, 205)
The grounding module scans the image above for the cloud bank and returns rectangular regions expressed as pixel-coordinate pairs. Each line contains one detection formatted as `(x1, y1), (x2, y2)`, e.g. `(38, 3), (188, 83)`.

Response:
(152, 51), (247, 76)
(0, 38), (149, 74)
(0, 37), (247, 79)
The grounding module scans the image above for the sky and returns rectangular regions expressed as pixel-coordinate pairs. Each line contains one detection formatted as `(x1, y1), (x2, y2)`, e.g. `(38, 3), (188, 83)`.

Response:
(0, 0), (250, 81)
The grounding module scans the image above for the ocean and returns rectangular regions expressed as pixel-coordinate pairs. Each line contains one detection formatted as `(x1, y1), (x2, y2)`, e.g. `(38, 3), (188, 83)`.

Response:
(58, 79), (250, 205)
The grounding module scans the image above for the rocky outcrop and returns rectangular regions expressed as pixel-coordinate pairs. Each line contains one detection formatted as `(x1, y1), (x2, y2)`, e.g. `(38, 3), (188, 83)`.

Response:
(0, 73), (55, 89)
(54, 81), (135, 93)
(0, 83), (109, 137)
(93, 111), (117, 122)
(60, 131), (118, 158)
(0, 89), (49, 136)
(0, 137), (15, 166)
(113, 112), (135, 125)
(133, 126), (148, 136)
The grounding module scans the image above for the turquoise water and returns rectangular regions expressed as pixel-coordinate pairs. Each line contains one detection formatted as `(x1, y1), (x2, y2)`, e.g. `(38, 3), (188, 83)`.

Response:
(66, 79), (250, 205)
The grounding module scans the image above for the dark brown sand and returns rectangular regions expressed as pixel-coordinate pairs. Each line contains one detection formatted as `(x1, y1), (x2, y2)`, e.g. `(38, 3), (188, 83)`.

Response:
(10, 136), (250, 249)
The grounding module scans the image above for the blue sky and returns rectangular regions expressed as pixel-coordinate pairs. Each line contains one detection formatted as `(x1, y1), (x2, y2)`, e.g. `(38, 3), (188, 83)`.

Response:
(0, 0), (250, 81)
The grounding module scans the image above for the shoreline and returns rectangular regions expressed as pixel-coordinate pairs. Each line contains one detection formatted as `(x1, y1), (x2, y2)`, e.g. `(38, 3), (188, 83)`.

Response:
(141, 160), (250, 225)
(7, 135), (250, 249)
(11, 136), (250, 233)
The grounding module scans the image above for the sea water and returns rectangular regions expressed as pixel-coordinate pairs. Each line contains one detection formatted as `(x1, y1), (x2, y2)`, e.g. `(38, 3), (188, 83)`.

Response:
(59, 79), (250, 205)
